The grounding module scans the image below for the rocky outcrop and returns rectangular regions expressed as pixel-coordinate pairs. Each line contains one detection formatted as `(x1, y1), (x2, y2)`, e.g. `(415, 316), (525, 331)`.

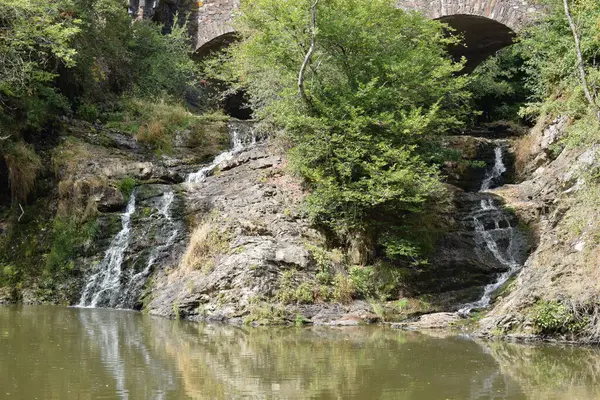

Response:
(146, 140), (382, 324)
(479, 118), (600, 340)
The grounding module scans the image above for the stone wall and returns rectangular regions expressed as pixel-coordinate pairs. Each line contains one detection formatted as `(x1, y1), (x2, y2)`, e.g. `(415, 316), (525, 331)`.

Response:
(196, 0), (240, 52)
(175, 0), (546, 53)
(395, 0), (544, 31)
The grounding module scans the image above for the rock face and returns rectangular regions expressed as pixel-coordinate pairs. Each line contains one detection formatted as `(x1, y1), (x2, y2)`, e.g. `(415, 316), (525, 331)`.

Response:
(0, 115), (535, 327)
(146, 139), (377, 324)
(479, 118), (600, 339)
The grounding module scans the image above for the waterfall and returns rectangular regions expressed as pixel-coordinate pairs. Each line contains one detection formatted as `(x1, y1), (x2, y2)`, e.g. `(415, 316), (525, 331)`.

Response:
(78, 190), (178, 309)
(186, 120), (256, 183)
(459, 146), (524, 314)
(480, 146), (507, 191)
(116, 191), (179, 309)
(78, 192), (137, 308)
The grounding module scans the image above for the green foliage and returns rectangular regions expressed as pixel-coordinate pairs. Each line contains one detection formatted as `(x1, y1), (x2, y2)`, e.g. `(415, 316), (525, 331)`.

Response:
(117, 177), (137, 198)
(211, 0), (473, 264)
(128, 18), (200, 99)
(0, 0), (202, 206)
(518, 0), (600, 143)
(349, 263), (408, 301)
(468, 47), (531, 122)
(173, 302), (181, 320)
(332, 274), (355, 304)
(64, 3), (200, 107)
(0, 0), (79, 203)
(244, 300), (288, 325)
(531, 300), (586, 335)
(276, 270), (316, 304)
(107, 98), (229, 156)
(45, 216), (98, 283)
(0, 0), (79, 131)
(2, 141), (42, 204)
(0, 264), (19, 287)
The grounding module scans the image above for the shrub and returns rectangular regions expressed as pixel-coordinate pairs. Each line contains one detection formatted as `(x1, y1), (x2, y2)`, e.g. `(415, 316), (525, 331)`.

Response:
(3, 141), (42, 204)
(0, 264), (19, 287)
(179, 222), (231, 273)
(468, 46), (531, 123)
(108, 98), (230, 156)
(531, 300), (586, 335)
(212, 0), (473, 264)
(349, 263), (408, 301)
(45, 216), (98, 282)
(117, 177), (137, 198)
(276, 270), (315, 304)
(333, 273), (355, 304)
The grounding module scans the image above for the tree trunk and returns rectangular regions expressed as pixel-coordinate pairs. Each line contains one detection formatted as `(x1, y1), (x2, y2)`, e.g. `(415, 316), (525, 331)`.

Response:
(137, 0), (146, 20)
(563, 0), (600, 123)
(298, 0), (319, 107)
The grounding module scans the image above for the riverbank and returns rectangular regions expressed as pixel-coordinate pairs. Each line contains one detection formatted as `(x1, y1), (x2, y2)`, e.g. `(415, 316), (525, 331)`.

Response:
(3, 113), (600, 344)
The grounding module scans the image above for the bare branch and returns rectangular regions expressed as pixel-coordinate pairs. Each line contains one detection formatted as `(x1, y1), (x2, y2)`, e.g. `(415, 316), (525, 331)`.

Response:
(298, 0), (319, 107)
(563, 0), (600, 123)
(0, 135), (10, 141)
(18, 203), (24, 222)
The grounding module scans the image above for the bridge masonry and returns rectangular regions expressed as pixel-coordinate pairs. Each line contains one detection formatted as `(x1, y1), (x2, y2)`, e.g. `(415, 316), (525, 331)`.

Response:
(395, 0), (545, 32)
(192, 0), (545, 52)
(195, 0), (240, 52)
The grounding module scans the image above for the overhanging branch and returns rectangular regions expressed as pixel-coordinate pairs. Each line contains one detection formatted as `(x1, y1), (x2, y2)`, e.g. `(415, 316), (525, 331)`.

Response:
(298, 0), (319, 107)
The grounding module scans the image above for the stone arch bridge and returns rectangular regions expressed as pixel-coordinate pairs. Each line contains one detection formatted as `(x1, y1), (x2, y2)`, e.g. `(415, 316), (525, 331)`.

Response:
(188, 0), (544, 68)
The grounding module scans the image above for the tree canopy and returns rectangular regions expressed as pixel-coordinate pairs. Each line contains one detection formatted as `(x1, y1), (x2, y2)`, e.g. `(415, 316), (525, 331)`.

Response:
(212, 0), (473, 262)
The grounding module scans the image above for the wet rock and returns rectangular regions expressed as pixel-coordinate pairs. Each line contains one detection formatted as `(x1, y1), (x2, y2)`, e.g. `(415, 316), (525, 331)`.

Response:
(96, 187), (126, 212)
(392, 312), (462, 330)
(479, 119), (600, 341)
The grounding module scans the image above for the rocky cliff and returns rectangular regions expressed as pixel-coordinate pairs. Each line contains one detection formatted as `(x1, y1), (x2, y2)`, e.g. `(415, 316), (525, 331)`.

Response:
(479, 117), (600, 341)
(1, 116), (529, 326)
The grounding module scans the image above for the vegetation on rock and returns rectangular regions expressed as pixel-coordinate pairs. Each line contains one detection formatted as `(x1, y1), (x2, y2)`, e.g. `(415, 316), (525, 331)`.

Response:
(210, 0), (473, 265)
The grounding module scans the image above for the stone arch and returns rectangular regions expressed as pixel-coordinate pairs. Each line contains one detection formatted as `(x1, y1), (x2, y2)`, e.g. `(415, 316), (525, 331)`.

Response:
(195, 0), (240, 53)
(396, 0), (544, 32)
(191, 0), (545, 68)
(194, 31), (239, 59)
(438, 14), (516, 71)
(397, 0), (544, 69)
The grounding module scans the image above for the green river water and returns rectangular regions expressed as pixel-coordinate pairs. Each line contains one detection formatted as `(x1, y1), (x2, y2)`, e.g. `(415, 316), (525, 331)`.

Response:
(2, 306), (600, 399)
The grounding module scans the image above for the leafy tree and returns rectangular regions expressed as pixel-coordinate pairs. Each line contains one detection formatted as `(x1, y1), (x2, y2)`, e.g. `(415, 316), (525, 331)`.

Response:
(211, 0), (473, 262)
(0, 0), (80, 203)
(0, 0), (80, 132)
(468, 47), (531, 123)
(0, 0), (201, 204)
(518, 0), (600, 140)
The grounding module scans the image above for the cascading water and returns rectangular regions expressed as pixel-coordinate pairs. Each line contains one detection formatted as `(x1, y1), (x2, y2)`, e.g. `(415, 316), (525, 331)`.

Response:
(78, 192), (137, 308)
(186, 120), (257, 183)
(79, 120), (255, 309)
(480, 146), (507, 191)
(78, 190), (179, 309)
(117, 191), (179, 309)
(459, 146), (525, 314)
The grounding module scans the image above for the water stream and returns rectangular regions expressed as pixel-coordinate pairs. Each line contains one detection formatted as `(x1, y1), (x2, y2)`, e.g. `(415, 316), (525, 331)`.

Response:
(80, 120), (255, 309)
(78, 193), (137, 308)
(118, 191), (179, 309)
(460, 145), (525, 314)
(186, 121), (257, 184)
(78, 190), (178, 309)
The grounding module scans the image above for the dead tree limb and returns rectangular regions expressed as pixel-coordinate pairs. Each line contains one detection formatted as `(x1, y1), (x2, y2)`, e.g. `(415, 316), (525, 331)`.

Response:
(18, 203), (24, 222)
(298, 0), (319, 107)
(563, 0), (600, 123)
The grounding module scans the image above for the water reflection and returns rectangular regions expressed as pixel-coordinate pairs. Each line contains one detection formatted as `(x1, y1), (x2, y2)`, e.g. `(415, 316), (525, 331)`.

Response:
(1, 306), (600, 399)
